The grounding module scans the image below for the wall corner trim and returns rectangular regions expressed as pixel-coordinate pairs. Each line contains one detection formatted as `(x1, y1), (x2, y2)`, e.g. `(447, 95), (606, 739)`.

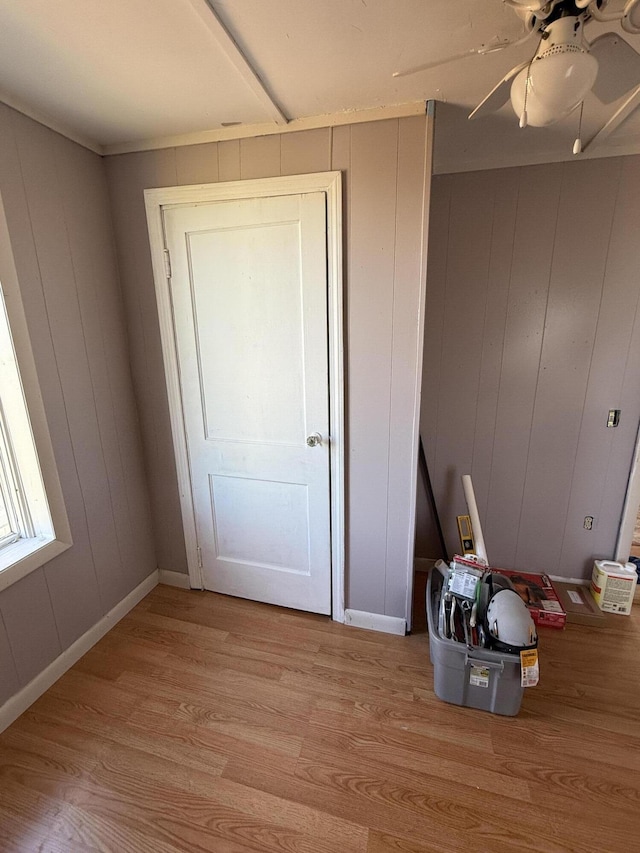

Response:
(344, 608), (407, 636)
(0, 570), (159, 734)
(158, 569), (192, 589)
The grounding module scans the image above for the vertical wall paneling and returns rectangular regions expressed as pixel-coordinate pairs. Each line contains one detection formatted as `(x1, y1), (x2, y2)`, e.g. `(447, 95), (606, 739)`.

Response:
(53, 137), (136, 599)
(0, 612), (19, 705)
(0, 107), (103, 643)
(484, 163), (563, 566)
(561, 156), (640, 569)
(13, 114), (126, 611)
(240, 135), (281, 180)
(175, 142), (219, 185)
(421, 155), (640, 579)
(281, 129), (332, 176)
(420, 175), (451, 472)
(0, 570), (61, 686)
(53, 132), (155, 601)
(92, 158), (157, 588)
(516, 159), (621, 572)
(0, 102), (156, 712)
(612, 293), (640, 557)
(218, 140), (241, 182)
(345, 120), (399, 615)
(385, 116), (429, 618)
(105, 149), (183, 575)
(604, 157), (640, 557)
(470, 169), (518, 520)
(431, 170), (495, 556)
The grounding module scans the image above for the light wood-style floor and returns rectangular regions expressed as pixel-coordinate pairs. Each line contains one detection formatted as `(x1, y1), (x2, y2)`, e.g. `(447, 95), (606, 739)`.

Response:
(0, 579), (638, 853)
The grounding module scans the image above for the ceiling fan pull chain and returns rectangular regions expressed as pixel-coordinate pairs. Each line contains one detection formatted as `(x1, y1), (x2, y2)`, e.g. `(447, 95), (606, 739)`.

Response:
(573, 100), (585, 154)
(519, 58), (534, 127)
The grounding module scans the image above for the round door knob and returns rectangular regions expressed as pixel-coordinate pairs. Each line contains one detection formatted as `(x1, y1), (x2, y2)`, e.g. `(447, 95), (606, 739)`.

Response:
(306, 433), (322, 447)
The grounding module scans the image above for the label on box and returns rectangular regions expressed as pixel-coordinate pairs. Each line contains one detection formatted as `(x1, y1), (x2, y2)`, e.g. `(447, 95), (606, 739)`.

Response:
(568, 590), (584, 605)
(520, 649), (539, 688)
(449, 569), (480, 599)
(603, 577), (634, 604)
(540, 600), (563, 613)
(469, 665), (490, 688)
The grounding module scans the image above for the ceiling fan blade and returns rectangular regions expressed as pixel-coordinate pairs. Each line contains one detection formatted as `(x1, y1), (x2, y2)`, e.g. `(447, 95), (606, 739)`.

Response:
(393, 47), (485, 78)
(468, 61), (529, 120)
(590, 32), (640, 104)
(393, 31), (530, 79)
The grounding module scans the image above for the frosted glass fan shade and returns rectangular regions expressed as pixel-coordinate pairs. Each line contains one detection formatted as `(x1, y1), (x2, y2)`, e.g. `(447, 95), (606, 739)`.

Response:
(623, 1), (640, 34)
(505, 0), (547, 8)
(511, 50), (598, 126)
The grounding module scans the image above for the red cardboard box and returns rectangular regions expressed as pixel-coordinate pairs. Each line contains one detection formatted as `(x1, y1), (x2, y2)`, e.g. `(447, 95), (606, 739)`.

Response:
(491, 569), (566, 629)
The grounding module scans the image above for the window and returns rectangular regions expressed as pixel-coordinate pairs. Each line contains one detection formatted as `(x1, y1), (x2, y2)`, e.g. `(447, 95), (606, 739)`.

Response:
(0, 197), (71, 591)
(0, 441), (17, 544)
(0, 288), (54, 554)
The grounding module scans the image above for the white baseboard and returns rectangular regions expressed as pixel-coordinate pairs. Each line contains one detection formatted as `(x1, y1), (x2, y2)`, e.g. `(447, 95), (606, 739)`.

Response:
(549, 575), (590, 586)
(0, 569), (159, 734)
(158, 569), (192, 589)
(344, 608), (406, 636)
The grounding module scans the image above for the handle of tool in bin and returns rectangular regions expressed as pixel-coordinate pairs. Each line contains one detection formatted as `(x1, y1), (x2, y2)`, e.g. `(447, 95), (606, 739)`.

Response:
(465, 655), (504, 673)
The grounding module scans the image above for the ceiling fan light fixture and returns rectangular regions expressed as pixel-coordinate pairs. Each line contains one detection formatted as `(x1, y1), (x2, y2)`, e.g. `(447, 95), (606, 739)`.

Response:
(622, 0), (640, 34)
(504, 0), (548, 9)
(510, 49), (598, 126)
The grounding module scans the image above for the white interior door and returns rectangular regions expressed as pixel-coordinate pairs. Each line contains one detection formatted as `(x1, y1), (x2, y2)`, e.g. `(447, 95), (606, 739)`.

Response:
(164, 192), (331, 614)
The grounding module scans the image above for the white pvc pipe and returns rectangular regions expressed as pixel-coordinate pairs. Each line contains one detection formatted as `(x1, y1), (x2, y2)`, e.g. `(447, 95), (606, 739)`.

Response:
(461, 474), (489, 565)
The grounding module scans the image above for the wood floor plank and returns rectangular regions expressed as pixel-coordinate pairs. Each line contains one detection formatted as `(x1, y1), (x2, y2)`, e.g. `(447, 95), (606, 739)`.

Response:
(115, 665), (315, 729)
(11, 707), (229, 780)
(0, 584), (638, 852)
(489, 713), (640, 773)
(367, 828), (453, 853)
(0, 805), (99, 853)
(0, 787), (74, 852)
(299, 733), (530, 803)
(133, 696), (305, 758)
(47, 802), (188, 853)
(127, 703), (303, 769)
(223, 753), (593, 853)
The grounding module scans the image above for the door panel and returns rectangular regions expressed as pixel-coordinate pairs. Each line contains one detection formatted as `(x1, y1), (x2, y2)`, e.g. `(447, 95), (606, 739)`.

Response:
(189, 221), (305, 445)
(164, 192), (331, 614)
(209, 474), (310, 572)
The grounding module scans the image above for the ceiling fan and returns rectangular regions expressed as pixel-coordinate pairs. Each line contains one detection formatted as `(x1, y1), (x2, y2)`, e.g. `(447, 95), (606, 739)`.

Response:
(395, 0), (640, 153)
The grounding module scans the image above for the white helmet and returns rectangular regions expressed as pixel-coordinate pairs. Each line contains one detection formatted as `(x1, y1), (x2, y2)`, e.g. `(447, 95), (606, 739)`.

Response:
(486, 588), (537, 653)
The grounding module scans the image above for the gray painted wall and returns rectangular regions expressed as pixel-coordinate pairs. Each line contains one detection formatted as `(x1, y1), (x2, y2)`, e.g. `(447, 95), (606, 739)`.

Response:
(420, 156), (640, 579)
(105, 116), (430, 618)
(0, 104), (156, 708)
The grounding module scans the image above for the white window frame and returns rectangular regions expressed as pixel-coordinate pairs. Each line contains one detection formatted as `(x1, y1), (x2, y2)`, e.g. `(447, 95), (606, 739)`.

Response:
(0, 193), (71, 592)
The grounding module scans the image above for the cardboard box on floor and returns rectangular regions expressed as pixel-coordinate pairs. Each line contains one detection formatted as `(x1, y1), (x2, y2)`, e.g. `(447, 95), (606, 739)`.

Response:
(451, 557), (567, 628)
(491, 569), (566, 628)
(554, 582), (607, 627)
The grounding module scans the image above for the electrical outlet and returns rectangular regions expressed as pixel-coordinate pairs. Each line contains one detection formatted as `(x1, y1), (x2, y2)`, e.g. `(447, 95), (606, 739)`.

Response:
(584, 516), (594, 530)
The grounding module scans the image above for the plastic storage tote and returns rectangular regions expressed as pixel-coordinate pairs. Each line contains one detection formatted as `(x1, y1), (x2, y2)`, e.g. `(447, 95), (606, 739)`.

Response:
(426, 567), (525, 716)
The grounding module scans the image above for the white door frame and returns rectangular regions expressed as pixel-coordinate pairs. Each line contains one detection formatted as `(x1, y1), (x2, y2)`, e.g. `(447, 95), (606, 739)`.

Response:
(145, 172), (345, 622)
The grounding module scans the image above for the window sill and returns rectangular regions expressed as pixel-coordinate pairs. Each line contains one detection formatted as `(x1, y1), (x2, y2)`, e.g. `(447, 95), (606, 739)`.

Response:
(0, 536), (72, 593)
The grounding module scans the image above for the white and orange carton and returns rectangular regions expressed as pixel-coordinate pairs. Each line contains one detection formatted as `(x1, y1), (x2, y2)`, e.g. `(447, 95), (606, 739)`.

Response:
(590, 560), (637, 615)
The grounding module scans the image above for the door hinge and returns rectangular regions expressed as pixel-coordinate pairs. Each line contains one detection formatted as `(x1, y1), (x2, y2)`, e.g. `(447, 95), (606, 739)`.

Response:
(196, 546), (203, 569)
(163, 248), (172, 279)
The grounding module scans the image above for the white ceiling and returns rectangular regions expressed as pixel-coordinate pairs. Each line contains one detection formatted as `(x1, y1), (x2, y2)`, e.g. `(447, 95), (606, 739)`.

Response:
(0, 0), (639, 170)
